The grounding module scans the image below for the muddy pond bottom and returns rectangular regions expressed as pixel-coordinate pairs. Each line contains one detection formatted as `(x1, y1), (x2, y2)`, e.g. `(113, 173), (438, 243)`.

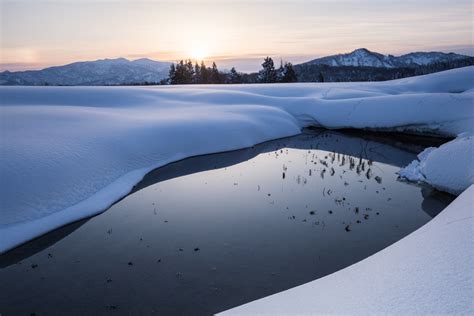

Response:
(0, 130), (454, 315)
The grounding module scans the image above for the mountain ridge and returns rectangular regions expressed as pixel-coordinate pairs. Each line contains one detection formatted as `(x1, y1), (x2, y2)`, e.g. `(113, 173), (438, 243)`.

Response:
(0, 57), (171, 86)
(303, 48), (470, 68)
(1, 49), (473, 85)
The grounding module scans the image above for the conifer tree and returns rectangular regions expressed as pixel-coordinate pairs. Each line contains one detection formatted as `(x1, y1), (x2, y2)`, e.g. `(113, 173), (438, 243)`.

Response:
(176, 60), (186, 84)
(279, 62), (298, 83)
(276, 59), (284, 82)
(210, 62), (220, 84)
(257, 57), (277, 83)
(194, 62), (201, 84)
(168, 63), (177, 84)
(200, 61), (208, 84)
(228, 67), (242, 84)
(185, 59), (194, 83)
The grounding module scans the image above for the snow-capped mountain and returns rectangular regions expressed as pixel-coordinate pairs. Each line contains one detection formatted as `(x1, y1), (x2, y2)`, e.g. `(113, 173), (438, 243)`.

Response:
(1, 49), (472, 85)
(304, 48), (469, 68)
(0, 58), (171, 85)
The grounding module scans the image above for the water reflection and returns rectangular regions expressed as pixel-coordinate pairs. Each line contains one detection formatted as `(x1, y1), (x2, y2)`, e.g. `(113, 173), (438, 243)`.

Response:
(0, 129), (454, 316)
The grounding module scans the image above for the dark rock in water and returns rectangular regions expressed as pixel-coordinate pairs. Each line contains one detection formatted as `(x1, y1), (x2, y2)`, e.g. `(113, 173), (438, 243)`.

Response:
(356, 220), (361, 224)
(328, 210), (333, 214)
(179, 248), (184, 252)
(345, 225), (351, 232)
(194, 248), (200, 252)
(157, 259), (162, 263)
(376, 212), (380, 215)
(47, 253), (53, 258)
(354, 207), (359, 214)
(375, 176), (382, 183)
(106, 278), (113, 283)
(128, 262), (133, 266)
(309, 211), (316, 215)
(364, 214), (370, 220)
(31, 264), (38, 269)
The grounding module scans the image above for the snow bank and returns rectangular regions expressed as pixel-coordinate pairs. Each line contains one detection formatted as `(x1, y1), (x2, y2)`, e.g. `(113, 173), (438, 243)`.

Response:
(1, 66), (473, 253)
(219, 185), (474, 315)
(399, 136), (474, 195)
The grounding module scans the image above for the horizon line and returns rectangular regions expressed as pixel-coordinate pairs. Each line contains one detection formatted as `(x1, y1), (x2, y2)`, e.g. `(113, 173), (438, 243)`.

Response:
(2, 47), (473, 73)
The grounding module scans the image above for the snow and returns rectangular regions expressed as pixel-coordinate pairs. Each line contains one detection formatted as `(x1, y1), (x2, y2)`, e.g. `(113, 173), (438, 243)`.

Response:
(0, 57), (171, 86)
(1, 66), (473, 253)
(219, 185), (474, 315)
(306, 48), (469, 68)
(399, 136), (474, 194)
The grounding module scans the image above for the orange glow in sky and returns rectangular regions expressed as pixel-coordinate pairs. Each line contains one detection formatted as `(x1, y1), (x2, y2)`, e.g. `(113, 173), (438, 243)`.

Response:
(1, 0), (472, 72)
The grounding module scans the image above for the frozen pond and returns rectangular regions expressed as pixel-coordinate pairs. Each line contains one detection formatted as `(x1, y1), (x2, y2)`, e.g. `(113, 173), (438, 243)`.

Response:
(0, 129), (454, 315)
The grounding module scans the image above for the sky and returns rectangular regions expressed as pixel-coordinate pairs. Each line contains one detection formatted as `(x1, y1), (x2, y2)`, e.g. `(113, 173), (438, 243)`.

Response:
(0, 0), (473, 72)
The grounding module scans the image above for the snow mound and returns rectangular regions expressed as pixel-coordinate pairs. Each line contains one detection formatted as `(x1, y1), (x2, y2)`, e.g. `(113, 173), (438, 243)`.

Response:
(399, 136), (474, 194)
(1, 66), (473, 253)
(219, 185), (474, 315)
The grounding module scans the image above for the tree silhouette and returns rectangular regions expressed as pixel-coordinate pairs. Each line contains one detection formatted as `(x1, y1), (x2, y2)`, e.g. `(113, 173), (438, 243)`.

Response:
(257, 57), (277, 83)
(278, 62), (298, 83)
(228, 67), (242, 84)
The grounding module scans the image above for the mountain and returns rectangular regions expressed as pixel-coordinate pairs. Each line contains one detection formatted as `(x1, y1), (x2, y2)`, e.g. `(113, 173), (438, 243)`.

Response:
(1, 49), (472, 85)
(0, 58), (171, 85)
(293, 48), (474, 82)
(303, 48), (470, 68)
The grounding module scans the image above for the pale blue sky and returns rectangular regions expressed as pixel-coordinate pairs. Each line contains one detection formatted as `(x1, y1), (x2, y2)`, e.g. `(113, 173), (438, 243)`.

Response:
(1, 0), (472, 71)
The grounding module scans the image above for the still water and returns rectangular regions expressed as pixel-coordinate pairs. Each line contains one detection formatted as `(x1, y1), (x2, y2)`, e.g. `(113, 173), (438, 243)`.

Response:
(0, 130), (453, 315)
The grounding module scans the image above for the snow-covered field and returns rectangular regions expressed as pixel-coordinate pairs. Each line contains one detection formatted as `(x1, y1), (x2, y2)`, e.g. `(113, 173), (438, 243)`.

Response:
(1, 67), (473, 253)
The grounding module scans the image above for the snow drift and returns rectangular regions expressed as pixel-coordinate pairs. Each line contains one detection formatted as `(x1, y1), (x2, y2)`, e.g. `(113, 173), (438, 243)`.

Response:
(399, 135), (474, 195)
(1, 66), (473, 253)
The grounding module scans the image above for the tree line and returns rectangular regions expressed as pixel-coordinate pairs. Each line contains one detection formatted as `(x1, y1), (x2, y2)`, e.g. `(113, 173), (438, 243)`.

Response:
(167, 57), (297, 85)
(123, 56), (474, 86)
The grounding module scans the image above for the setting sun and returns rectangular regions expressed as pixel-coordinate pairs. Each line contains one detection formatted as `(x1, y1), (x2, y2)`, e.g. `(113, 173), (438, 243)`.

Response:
(190, 46), (208, 61)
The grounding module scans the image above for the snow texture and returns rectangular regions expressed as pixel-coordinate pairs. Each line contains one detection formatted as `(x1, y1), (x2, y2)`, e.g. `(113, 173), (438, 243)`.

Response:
(1, 66), (473, 253)
(399, 136), (474, 195)
(220, 185), (474, 315)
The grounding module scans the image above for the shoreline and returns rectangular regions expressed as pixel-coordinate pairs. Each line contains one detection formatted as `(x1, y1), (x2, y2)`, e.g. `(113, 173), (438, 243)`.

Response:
(1, 129), (456, 315)
(221, 185), (474, 314)
(1, 128), (452, 255)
